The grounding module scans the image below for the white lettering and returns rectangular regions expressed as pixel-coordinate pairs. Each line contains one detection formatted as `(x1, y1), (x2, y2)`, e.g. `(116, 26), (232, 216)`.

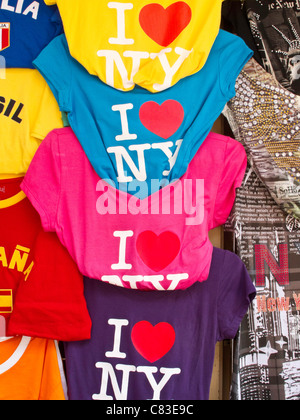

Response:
(122, 275), (144, 289)
(137, 366), (181, 400)
(93, 363), (136, 400)
(101, 274), (189, 290)
(107, 144), (151, 182)
(105, 319), (129, 359)
(0, 0), (39, 19)
(151, 47), (193, 92)
(166, 274), (189, 291)
(111, 231), (134, 270)
(22, 2), (40, 20)
(15, 0), (23, 13)
(152, 139), (183, 177)
(108, 2), (134, 45)
(1, 0), (14, 12)
(101, 275), (124, 287)
(97, 50), (149, 89)
(112, 103), (137, 141)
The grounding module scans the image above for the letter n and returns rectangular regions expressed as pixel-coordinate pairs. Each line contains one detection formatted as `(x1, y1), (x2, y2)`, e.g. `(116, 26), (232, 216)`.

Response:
(92, 363), (136, 400)
(254, 244), (289, 287)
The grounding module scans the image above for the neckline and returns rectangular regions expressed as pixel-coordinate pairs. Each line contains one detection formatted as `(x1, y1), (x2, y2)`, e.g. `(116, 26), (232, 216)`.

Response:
(0, 191), (26, 209)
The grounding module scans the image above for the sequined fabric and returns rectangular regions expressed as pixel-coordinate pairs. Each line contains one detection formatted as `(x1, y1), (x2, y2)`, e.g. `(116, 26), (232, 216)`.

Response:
(224, 58), (300, 219)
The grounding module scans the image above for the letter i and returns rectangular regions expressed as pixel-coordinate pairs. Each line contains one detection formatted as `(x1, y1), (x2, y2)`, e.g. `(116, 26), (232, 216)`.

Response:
(108, 2), (134, 45)
(111, 231), (134, 270)
(105, 319), (129, 359)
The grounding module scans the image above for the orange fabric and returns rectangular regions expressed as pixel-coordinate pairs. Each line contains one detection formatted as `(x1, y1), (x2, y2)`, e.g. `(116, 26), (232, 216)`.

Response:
(0, 337), (66, 400)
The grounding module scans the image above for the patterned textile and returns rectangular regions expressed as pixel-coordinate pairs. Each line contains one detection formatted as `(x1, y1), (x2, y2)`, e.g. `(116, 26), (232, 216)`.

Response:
(225, 168), (300, 400)
(224, 57), (300, 219)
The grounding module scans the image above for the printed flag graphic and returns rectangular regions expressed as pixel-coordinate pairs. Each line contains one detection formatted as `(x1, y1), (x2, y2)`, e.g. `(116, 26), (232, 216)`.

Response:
(0, 23), (10, 52)
(0, 290), (13, 313)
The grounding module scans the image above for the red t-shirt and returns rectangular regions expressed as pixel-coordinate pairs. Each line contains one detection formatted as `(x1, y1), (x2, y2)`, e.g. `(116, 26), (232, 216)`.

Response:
(0, 177), (91, 341)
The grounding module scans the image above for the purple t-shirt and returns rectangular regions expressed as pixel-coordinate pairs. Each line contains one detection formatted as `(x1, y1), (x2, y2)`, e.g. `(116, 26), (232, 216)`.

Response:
(64, 247), (256, 401)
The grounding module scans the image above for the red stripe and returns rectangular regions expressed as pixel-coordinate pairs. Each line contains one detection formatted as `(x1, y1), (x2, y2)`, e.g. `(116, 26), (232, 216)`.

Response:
(0, 291), (11, 296)
(1, 28), (9, 50)
(0, 307), (11, 311)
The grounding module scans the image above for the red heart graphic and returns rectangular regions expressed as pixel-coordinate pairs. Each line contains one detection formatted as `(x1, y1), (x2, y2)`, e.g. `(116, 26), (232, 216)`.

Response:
(136, 231), (181, 272)
(139, 2), (192, 47)
(139, 100), (184, 139)
(131, 321), (176, 363)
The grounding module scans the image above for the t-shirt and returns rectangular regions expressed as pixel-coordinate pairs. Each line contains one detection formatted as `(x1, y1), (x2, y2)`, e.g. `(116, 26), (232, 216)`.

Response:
(222, 0), (300, 95)
(63, 247), (256, 401)
(0, 336), (66, 400)
(225, 168), (300, 400)
(0, 177), (91, 341)
(223, 58), (300, 220)
(0, 0), (63, 68)
(21, 128), (247, 291)
(33, 30), (252, 199)
(0, 68), (63, 179)
(44, 0), (223, 92)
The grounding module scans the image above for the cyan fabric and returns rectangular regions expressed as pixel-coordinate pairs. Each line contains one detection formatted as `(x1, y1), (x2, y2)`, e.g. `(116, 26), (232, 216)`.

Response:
(33, 30), (252, 199)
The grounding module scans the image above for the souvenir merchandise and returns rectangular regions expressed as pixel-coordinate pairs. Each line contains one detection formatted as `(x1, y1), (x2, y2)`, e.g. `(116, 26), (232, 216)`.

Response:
(21, 128), (247, 291)
(33, 30), (252, 198)
(0, 337), (66, 400)
(0, 68), (63, 178)
(222, 0), (300, 95)
(223, 58), (300, 220)
(0, 177), (91, 341)
(222, 0), (263, 67)
(44, 0), (223, 92)
(225, 168), (300, 400)
(64, 247), (256, 401)
(0, 0), (63, 68)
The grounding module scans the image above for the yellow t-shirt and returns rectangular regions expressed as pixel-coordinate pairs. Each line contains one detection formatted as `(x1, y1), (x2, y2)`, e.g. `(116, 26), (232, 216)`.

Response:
(44, 0), (224, 92)
(0, 337), (66, 400)
(0, 68), (63, 179)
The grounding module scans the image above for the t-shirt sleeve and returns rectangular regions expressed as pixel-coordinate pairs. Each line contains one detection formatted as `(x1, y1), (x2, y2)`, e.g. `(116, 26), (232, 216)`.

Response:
(210, 137), (247, 229)
(21, 130), (61, 232)
(33, 34), (72, 113)
(217, 250), (256, 341)
(218, 30), (253, 100)
(7, 228), (92, 342)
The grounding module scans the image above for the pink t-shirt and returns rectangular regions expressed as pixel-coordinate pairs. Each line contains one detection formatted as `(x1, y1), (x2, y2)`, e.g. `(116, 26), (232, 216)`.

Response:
(22, 128), (246, 291)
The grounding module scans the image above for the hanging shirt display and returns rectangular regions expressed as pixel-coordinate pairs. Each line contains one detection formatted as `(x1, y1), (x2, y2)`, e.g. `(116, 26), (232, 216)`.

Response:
(0, 337), (66, 400)
(223, 57), (300, 220)
(44, 0), (223, 92)
(225, 168), (300, 401)
(0, 177), (92, 341)
(21, 127), (247, 292)
(64, 247), (256, 401)
(33, 30), (252, 199)
(222, 0), (300, 95)
(0, 68), (63, 178)
(0, 0), (63, 68)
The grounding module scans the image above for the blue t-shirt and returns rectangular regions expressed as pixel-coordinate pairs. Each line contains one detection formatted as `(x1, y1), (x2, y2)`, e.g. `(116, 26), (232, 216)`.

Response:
(0, 0), (62, 68)
(34, 30), (252, 198)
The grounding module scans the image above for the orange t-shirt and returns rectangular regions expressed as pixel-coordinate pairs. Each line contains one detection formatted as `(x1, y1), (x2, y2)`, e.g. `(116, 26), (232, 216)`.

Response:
(0, 336), (66, 400)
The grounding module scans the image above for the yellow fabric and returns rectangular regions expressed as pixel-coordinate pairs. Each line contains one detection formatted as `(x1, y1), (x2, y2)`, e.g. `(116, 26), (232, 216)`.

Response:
(44, 0), (224, 92)
(0, 69), (63, 179)
(0, 337), (66, 400)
